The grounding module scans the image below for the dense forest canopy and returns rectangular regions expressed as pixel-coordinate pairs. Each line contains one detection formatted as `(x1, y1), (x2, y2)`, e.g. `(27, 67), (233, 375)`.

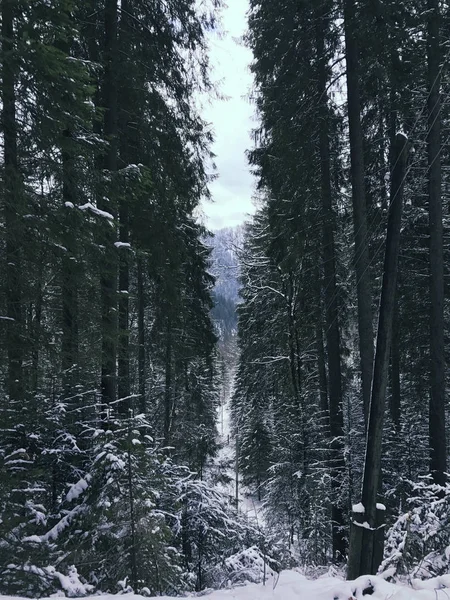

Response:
(233, 0), (450, 581)
(1, 0), (450, 597)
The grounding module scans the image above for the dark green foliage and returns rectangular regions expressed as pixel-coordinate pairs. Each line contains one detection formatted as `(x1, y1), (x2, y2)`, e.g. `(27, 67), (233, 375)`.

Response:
(234, 0), (450, 574)
(0, 0), (264, 595)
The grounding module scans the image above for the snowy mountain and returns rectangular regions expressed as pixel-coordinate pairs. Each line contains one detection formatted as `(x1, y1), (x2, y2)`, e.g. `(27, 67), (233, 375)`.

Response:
(208, 225), (243, 303)
(207, 226), (244, 339)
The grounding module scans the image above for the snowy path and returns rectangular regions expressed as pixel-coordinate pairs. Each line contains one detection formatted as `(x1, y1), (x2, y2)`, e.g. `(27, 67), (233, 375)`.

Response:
(215, 392), (264, 526)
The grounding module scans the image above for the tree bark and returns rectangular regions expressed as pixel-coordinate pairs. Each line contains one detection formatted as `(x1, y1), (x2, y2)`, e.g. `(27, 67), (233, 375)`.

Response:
(427, 0), (446, 487)
(31, 267), (43, 395)
(117, 0), (133, 416)
(349, 133), (410, 578)
(61, 130), (79, 397)
(117, 213), (130, 414)
(344, 0), (374, 428)
(389, 295), (401, 431)
(127, 438), (138, 589)
(164, 318), (173, 445)
(2, 0), (24, 407)
(137, 258), (146, 414)
(316, 304), (328, 418)
(316, 13), (346, 561)
(100, 0), (119, 410)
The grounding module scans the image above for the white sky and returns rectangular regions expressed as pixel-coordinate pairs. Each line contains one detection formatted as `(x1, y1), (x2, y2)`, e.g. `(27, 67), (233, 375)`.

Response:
(199, 0), (256, 231)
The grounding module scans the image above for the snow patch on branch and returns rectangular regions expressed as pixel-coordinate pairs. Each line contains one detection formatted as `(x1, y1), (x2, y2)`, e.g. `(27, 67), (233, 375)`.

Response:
(23, 505), (86, 544)
(78, 202), (114, 220)
(66, 475), (91, 503)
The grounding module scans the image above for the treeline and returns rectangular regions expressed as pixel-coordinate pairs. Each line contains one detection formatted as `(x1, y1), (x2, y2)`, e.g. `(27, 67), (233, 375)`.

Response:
(0, 0), (268, 595)
(232, 0), (450, 574)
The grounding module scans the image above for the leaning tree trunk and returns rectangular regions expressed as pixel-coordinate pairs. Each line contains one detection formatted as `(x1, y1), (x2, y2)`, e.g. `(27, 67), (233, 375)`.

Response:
(427, 0), (446, 487)
(343, 0), (374, 429)
(316, 11), (346, 561)
(348, 133), (410, 578)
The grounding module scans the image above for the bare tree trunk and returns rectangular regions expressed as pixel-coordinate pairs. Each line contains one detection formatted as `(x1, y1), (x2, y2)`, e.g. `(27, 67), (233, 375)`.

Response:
(316, 314), (328, 418)
(389, 295), (401, 431)
(316, 13), (346, 560)
(117, 0), (134, 416)
(61, 131), (79, 397)
(127, 434), (138, 589)
(427, 0), (446, 487)
(344, 0), (374, 428)
(100, 0), (119, 410)
(348, 133), (410, 578)
(137, 258), (146, 414)
(31, 268), (43, 394)
(3, 0), (24, 407)
(117, 204), (130, 414)
(164, 318), (173, 445)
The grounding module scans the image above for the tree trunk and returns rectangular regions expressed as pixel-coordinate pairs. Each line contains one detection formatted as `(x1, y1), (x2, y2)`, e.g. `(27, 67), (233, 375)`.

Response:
(344, 0), (374, 428)
(117, 0), (134, 416)
(316, 313), (329, 418)
(61, 130), (79, 398)
(117, 204), (130, 414)
(31, 268), (43, 395)
(389, 295), (401, 431)
(427, 0), (446, 487)
(127, 436), (138, 589)
(100, 0), (119, 410)
(316, 13), (346, 560)
(164, 318), (173, 445)
(348, 133), (410, 578)
(315, 268), (329, 450)
(388, 44), (401, 433)
(3, 0), (24, 407)
(137, 258), (146, 414)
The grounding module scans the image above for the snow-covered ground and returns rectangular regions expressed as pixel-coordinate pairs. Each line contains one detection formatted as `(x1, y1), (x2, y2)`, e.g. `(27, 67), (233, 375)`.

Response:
(215, 392), (263, 526)
(174, 571), (450, 600)
(4, 570), (450, 600)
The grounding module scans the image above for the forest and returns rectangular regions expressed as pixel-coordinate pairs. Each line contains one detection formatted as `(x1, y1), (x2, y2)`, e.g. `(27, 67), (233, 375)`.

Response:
(0, 0), (449, 598)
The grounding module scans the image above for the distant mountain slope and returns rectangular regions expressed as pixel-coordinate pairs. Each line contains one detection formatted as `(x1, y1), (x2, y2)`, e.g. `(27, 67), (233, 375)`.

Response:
(208, 225), (243, 303)
(207, 226), (243, 340)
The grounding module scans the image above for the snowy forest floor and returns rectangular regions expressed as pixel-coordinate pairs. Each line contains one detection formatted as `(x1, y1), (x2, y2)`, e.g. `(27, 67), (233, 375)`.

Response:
(4, 570), (450, 600)
(214, 395), (263, 526)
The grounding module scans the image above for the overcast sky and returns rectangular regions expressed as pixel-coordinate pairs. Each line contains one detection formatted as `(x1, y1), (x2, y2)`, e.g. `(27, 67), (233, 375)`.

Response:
(199, 0), (256, 231)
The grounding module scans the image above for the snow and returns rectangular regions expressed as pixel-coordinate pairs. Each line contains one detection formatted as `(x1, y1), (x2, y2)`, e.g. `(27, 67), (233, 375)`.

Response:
(352, 503), (385, 515)
(23, 505), (85, 544)
(66, 476), (90, 503)
(4, 565), (93, 598)
(78, 202), (114, 220)
(215, 381), (264, 525)
(3, 570), (450, 600)
(358, 521), (374, 530)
